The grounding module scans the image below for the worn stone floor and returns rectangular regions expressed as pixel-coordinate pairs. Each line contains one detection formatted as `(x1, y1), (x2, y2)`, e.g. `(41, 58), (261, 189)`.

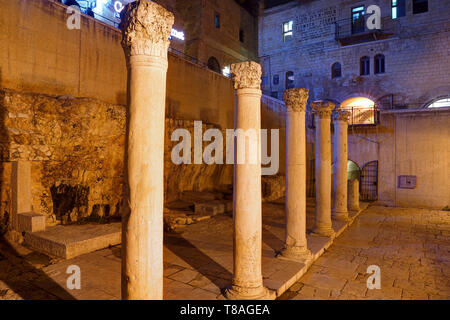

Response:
(0, 205), (449, 300)
(280, 206), (450, 300)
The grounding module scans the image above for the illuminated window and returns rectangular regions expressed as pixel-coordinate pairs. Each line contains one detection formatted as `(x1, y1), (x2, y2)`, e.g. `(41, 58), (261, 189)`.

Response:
(331, 62), (342, 79)
(360, 56), (370, 76)
(352, 6), (365, 34)
(374, 54), (385, 74)
(283, 20), (293, 42)
(285, 71), (294, 89)
(392, 0), (406, 19)
(341, 97), (378, 126)
(427, 98), (450, 108)
(413, 0), (428, 14)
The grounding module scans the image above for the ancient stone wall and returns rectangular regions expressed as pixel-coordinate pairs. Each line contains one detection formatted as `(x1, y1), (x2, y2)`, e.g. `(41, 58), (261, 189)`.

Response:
(0, 89), (233, 227)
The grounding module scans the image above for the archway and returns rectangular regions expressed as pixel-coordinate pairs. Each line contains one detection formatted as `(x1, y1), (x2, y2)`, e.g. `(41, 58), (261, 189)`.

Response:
(207, 57), (221, 73)
(340, 97), (376, 125)
(425, 96), (450, 108)
(347, 160), (361, 183)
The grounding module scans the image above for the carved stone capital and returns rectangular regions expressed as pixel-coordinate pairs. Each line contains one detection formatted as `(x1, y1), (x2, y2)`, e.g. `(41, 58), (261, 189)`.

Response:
(333, 109), (351, 122)
(121, 0), (174, 58)
(283, 88), (309, 112)
(231, 61), (262, 90)
(311, 100), (335, 119)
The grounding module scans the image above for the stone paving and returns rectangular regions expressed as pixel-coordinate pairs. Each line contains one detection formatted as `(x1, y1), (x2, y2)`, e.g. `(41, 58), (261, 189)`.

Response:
(1, 205), (449, 300)
(280, 206), (450, 300)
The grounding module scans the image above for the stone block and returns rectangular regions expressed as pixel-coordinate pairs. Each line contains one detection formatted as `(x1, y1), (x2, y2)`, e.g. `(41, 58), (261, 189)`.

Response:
(194, 200), (232, 216)
(17, 212), (46, 233)
(24, 223), (121, 259)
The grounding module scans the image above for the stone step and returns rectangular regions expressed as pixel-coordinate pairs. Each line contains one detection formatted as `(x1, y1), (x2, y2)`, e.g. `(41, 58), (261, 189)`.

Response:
(24, 223), (121, 259)
(194, 200), (233, 216)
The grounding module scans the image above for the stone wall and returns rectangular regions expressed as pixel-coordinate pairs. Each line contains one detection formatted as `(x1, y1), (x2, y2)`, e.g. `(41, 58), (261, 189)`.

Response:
(0, 89), (233, 227)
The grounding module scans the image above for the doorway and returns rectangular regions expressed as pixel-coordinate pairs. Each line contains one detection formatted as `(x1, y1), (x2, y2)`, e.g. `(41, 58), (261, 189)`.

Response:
(360, 161), (378, 201)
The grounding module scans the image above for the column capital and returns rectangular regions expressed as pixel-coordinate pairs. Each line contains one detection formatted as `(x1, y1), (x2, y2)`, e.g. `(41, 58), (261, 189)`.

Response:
(231, 61), (262, 90)
(283, 88), (309, 112)
(311, 100), (335, 119)
(333, 109), (351, 122)
(121, 0), (174, 58)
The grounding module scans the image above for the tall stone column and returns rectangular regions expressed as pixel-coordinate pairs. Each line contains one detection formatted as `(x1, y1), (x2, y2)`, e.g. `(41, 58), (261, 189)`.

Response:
(311, 101), (335, 237)
(279, 89), (312, 262)
(332, 109), (351, 221)
(225, 62), (274, 300)
(348, 179), (360, 211)
(120, 1), (174, 300)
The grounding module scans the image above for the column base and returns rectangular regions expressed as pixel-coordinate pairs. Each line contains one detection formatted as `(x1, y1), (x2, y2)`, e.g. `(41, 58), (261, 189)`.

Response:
(224, 285), (276, 300)
(311, 225), (335, 238)
(277, 245), (312, 263)
(332, 211), (351, 222)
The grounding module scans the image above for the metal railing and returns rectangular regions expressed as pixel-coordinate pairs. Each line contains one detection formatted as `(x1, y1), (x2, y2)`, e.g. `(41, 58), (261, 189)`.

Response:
(307, 106), (380, 128)
(334, 16), (393, 41)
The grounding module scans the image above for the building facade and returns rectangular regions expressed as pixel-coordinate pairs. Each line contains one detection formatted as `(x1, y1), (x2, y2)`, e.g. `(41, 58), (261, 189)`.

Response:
(259, 0), (450, 110)
(259, 0), (450, 209)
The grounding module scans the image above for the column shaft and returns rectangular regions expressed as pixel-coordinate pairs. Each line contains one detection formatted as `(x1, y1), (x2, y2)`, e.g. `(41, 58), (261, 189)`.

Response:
(311, 101), (335, 237)
(226, 62), (274, 300)
(332, 110), (350, 221)
(120, 1), (174, 300)
(280, 89), (311, 261)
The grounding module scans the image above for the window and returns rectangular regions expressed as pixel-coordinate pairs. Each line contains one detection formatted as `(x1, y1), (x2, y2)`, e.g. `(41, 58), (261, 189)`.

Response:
(285, 71), (295, 89)
(273, 74), (279, 85)
(214, 13), (220, 28)
(391, 0), (406, 19)
(360, 56), (370, 75)
(331, 62), (342, 79)
(374, 54), (385, 74)
(207, 57), (221, 73)
(427, 97), (450, 108)
(413, 0), (428, 14)
(352, 6), (365, 34)
(271, 91), (279, 99)
(239, 29), (244, 43)
(283, 20), (293, 42)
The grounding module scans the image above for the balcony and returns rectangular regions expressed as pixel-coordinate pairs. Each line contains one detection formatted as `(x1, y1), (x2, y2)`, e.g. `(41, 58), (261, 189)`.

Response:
(307, 106), (380, 129)
(334, 16), (393, 46)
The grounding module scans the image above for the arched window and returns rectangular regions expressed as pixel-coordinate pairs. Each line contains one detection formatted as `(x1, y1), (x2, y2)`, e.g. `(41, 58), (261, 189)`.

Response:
(331, 62), (342, 79)
(360, 56), (370, 76)
(426, 97), (450, 108)
(207, 57), (221, 73)
(374, 54), (385, 74)
(285, 71), (295, 89)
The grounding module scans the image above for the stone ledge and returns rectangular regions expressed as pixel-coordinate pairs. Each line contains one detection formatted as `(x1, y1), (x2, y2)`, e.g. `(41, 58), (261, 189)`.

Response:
(24, 223), (121, 259)
(16, 212), (46, 233)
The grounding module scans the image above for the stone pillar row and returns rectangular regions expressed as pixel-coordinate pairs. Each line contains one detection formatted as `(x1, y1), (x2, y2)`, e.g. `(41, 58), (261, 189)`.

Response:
(120, 0), (356, 301)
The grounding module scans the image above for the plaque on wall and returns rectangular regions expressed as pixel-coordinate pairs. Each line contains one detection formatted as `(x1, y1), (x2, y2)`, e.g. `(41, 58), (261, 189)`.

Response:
(398, 175), (417, 189)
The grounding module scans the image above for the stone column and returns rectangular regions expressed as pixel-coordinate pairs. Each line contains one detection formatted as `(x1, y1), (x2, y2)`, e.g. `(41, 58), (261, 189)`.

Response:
(348, 179), (360, 211)
(120, 1), (174, 300)
(332, 109), (351, 221)
(311, 101), (335, 237)
(279, 89), (312, 262)
(225, 62), (273, 300)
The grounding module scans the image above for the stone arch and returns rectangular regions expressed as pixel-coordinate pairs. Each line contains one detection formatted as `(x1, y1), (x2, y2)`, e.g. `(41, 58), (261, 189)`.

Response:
(423, 95), (450, 109)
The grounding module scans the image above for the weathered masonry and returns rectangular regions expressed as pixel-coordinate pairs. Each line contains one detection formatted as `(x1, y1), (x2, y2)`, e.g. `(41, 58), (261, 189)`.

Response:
(259, 0), (450, 209)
